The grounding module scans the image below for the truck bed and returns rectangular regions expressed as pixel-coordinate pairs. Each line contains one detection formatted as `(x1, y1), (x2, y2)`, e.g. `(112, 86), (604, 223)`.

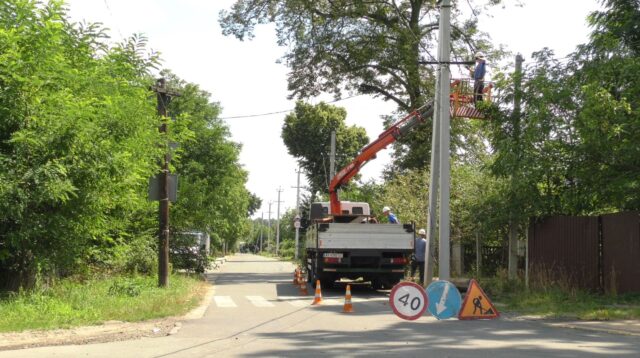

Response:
(307, 223), (414, 250)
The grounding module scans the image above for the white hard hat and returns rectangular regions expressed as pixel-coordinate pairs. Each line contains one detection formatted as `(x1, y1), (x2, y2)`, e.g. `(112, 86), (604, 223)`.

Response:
(418, 229), (426, 235)
(382, 206), (390, 213)
(475, 51), (485, 59)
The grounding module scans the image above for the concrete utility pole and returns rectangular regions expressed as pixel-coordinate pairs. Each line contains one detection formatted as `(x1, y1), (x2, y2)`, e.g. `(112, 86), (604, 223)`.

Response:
(293, 168), (302, 260)
(424, 65), (441, 287)
(329, 131), (337, 180)
(267, 201), (273, 251)
(276, 187), (283, 255)
(260, 212), (264, 252)
(151, 78), (179, 288)
(508, 54), (525, 280)
(437, 0), (452, 281)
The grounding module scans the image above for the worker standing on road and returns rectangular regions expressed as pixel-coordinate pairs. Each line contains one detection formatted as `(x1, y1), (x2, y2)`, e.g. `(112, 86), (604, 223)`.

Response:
(469, 51), (486, 105)
(382, 206), (399, 224)
(411, 229), (427, 283)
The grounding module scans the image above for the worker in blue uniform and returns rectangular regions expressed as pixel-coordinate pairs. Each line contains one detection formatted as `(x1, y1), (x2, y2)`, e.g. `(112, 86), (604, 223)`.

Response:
(382, 206), (399, 224)
(470, 51), (486, 106)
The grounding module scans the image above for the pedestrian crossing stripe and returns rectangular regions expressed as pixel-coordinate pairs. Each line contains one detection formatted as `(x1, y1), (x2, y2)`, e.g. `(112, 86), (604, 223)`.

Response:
(212, 296), (363, 308)
(458, 279), (499, 320)
(246, 296), (275, 307)
(213, 296), (237, 308)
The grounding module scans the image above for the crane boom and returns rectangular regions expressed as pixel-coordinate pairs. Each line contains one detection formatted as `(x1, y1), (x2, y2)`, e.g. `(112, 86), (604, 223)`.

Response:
(328, 101), (435, 216)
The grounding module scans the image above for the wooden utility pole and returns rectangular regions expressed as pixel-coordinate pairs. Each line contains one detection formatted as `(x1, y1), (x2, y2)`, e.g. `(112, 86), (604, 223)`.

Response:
(151, 78), (179, 287)
(267, 201), (273, 251)
(508, 54), (525, 280)
(275, 187), (284, 255)
(292, 168), (303, 260)
(260, 212), (264, 252)
(329, 131), (337, 180)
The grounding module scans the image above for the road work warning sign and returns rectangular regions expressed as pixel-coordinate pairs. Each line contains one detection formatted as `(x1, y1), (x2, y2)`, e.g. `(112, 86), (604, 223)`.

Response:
(458, 279), (499, 320)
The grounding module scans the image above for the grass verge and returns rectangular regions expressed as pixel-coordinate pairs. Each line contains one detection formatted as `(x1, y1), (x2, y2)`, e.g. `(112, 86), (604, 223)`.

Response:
(479, 276), (640, 320)
(0, 274), (208, 333)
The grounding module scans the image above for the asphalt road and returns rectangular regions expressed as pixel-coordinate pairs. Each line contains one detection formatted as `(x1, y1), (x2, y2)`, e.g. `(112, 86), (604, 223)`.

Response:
(5, 254), (640, 357)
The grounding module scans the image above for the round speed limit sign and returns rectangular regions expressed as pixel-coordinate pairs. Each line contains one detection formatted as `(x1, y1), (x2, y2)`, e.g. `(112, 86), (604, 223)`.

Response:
(389, 282), (428, 320)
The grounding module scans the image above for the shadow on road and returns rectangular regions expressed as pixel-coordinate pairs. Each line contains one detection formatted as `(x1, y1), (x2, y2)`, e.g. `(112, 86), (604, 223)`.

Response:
(239, 319), (639, 357)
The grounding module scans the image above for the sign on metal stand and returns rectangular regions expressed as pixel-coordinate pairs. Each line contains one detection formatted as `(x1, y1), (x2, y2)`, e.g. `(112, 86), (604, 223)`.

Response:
(426, 280), (461, 320)
(389, 282), (428, 320)
(458, 279), (499, 320)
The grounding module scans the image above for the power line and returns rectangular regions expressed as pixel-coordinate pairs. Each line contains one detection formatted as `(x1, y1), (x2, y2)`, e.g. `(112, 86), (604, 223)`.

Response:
(217, 94), (363, 120)
(465, 0), (480, 19)
(390, 1), (438, 63)
(102, 0), (124, 39)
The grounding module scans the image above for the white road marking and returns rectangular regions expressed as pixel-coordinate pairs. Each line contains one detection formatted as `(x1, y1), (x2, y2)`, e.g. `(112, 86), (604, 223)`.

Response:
(213, 296), (237, 308)
(277, 296), (311, 307)
(246, 296), (275, 307)
(288, 300), (311, 307)
(213, 295), (388, 308)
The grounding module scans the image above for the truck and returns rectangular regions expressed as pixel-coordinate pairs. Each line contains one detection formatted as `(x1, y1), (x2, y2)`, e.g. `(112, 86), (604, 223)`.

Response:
(305, 102), (435, 289)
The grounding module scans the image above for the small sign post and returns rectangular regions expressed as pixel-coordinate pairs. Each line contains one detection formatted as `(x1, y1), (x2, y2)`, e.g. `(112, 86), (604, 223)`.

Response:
(389, 282), (429, 320)
(458, 279), (499, 320)
(426, 280), (462, 320)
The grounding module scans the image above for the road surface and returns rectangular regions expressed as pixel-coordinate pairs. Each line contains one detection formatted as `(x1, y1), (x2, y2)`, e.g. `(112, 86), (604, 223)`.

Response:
(4, 254), (640, 357)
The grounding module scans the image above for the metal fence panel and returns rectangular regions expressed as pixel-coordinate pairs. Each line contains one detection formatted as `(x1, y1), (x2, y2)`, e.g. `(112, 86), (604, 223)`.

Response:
(602, 212), (640, 294)
(529, 216), (600, 291)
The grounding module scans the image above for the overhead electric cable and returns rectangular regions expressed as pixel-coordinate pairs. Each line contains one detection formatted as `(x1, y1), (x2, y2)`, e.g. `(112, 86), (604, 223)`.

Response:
(218, 94), (363, 120)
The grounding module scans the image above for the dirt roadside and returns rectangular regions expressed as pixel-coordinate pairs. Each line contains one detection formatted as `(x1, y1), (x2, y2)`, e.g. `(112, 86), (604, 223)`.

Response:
(0, 282), (215, 352)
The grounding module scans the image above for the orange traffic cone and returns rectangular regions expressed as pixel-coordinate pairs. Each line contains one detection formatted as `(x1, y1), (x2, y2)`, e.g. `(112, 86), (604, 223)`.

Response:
(299, 277), (309, 296)
(311, 280), (323, 305)
(342, 284), (354, 313)
(293, 268), (299, 285)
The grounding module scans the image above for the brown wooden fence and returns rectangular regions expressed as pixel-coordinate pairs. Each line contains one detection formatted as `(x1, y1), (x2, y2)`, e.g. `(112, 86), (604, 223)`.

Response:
(528, 216), (600, 291)
(529, 212), (640, 294)
(601, 212), (640, 294)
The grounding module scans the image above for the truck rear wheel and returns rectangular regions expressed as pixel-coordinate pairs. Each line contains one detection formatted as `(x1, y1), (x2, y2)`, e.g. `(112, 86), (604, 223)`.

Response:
(320, 276), (335, 289)
(371, 278), (384, 290)
(310, 275), (335, 289)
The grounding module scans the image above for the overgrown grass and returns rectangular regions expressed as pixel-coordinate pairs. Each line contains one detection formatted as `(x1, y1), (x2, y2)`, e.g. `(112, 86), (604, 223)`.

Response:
(478, 272), (640, 320)
(0, 274), (208, 332)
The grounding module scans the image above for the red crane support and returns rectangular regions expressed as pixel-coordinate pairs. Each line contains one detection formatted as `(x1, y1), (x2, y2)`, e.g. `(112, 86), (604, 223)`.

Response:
(328, 102), (435, 216)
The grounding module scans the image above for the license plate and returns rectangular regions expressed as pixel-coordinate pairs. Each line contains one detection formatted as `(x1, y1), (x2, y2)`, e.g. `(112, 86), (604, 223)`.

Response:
(323, 252), (343, 258)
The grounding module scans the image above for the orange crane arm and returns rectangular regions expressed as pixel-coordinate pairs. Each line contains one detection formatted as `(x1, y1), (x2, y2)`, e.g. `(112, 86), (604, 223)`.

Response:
(328, 102), (435, 216)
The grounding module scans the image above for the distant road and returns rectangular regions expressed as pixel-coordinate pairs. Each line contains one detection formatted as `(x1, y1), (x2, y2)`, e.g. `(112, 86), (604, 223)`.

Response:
(5, 254), (640, 357)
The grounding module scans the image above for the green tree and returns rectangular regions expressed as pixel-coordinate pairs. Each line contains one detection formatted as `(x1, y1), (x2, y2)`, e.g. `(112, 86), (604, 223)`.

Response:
(486, 0), (640, 226)
(281, 101), (369, 196)
(165, 73), (256, 253)
(220, 0), (506, 170)
(571, 0), (640, 210)
(0, 1), (162, 289)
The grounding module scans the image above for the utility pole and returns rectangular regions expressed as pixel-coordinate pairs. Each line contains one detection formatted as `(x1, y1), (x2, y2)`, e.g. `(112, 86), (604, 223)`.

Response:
(259, 212), (264, 252)
(508, 54), (525, 280)
(267, 202), (273, 252)
(424, 70), (441, 287)
(276, 187), (284, 255)
(292, 168), (303, 260)
(151, 78), (179, 288)
(437, 0), (452, 281)
(329, 131), (337, 180)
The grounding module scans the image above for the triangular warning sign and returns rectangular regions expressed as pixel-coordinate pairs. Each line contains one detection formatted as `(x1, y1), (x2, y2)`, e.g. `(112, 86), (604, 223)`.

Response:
(458, 279), (499, 320)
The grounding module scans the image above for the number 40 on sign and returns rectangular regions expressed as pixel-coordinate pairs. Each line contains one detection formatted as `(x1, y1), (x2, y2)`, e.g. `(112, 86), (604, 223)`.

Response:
(389, 282), (429, 320)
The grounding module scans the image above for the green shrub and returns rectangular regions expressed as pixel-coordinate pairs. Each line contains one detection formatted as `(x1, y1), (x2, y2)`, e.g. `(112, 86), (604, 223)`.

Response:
(108, 279), (142, 297)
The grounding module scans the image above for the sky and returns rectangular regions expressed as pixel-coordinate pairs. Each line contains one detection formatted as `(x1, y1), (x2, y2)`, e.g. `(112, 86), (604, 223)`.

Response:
(66, 0), (601, 219)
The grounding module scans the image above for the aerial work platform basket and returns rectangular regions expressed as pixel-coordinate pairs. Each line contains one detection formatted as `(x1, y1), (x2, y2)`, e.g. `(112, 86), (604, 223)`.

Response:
(449, 79), (493, 119)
